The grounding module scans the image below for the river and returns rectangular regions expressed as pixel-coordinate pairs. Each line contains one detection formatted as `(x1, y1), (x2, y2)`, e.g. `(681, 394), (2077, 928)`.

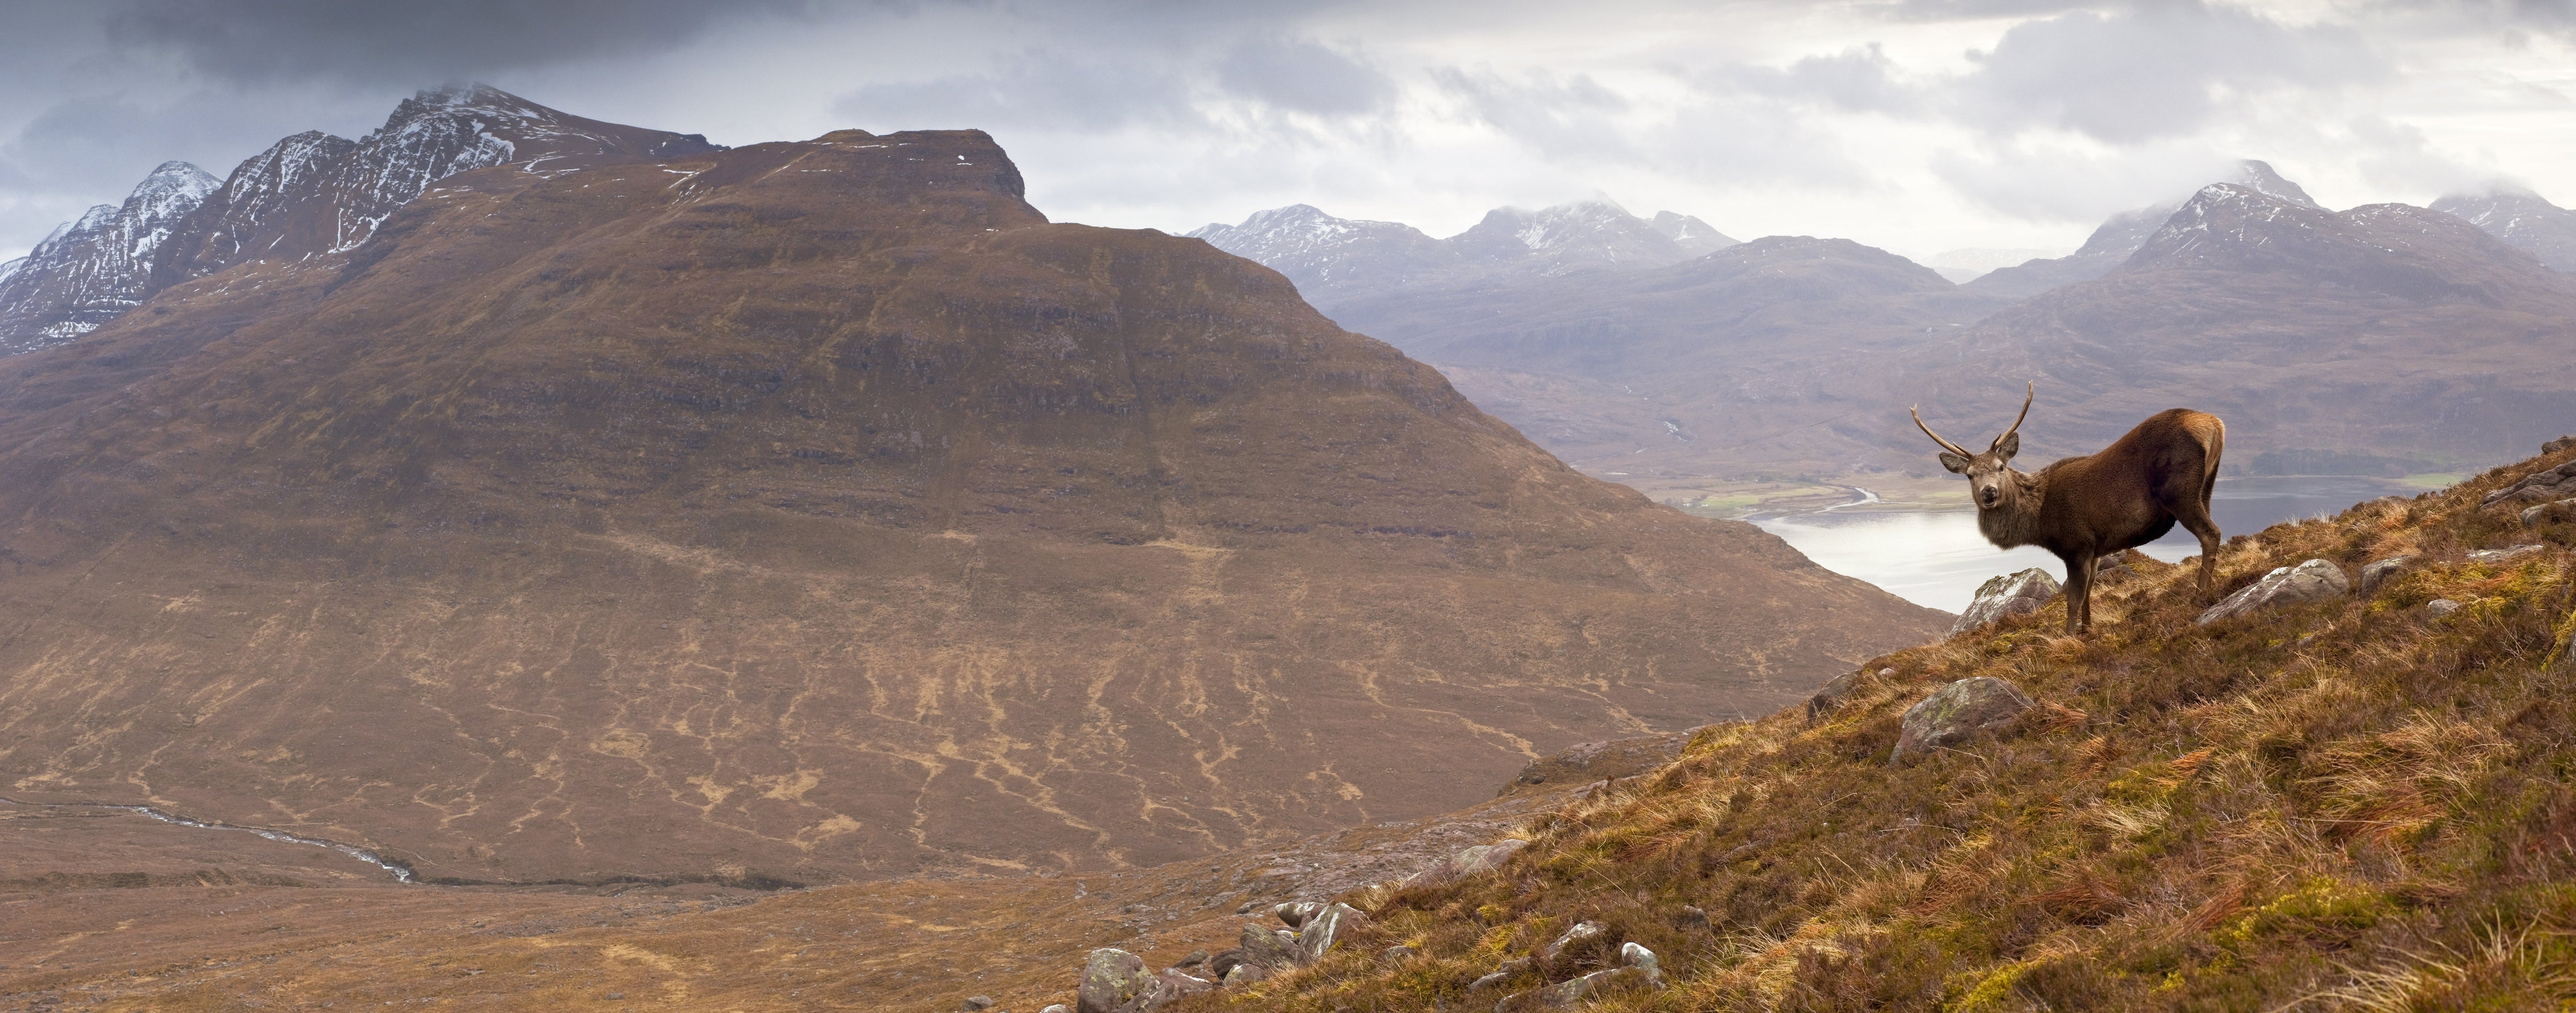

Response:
(1751, 475), (2428, 614)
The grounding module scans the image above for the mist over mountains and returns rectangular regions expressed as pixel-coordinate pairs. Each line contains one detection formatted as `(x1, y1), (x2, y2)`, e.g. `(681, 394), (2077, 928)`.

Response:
(1192, 161), (2576, 492)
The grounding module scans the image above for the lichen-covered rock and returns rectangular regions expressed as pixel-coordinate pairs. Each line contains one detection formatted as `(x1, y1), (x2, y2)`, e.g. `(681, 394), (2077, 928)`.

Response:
(2468, 544), (2546, 564)
(2358, 555), (2415, 596)
(1239, 921), (1304, 971)
(1952, 568), (2060, 634)
(1540, 920), (1605, 962)
(1890, 678), (2035, 765)
(2197, 559), (2349, 625)
(1806, 670), (1865, 725)
(2427, 598), (2464, 618)
(2484, 460), (2576, 506)
(2524, 499), (2576, 526)
(1296, 902), (1365, 961)
(1494, 944), (1663, 1011)
(1153, 970), (1215, 1004)
(1078, 949), (1154, 1013)
(1272, 901), (1324, 929)
(1399, 838), (1526, 889)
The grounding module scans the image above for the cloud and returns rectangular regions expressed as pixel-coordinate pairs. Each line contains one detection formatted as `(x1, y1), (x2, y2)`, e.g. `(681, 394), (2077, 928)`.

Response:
(1709, 44), (1921, 114)
(1429, 68), (1637, 161)
(1929, 142), (2242, 222)
(835, 51), (1206, 135)
(1215, 35), (1394, 116)
(1951, 2), (2388, 144)
(100, 0), (812, 85)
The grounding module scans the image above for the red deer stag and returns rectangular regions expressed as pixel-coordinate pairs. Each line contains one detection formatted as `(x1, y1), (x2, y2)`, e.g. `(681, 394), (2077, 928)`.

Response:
(1912, 384), (2225, 634)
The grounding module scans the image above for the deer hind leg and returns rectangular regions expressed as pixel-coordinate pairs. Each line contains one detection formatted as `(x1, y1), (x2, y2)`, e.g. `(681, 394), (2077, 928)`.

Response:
(2064, 551), (2095, 635)
(2174, 503), (2223, 601)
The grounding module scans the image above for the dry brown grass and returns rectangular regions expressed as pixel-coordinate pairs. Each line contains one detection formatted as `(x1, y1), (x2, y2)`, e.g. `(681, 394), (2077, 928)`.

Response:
(1177, 445), (2576, 1013)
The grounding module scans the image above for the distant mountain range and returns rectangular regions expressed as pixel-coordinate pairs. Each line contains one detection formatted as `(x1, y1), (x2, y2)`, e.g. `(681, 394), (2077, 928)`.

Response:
(1193, 161), (2576, 489)
(0, 84), (717, 355)
(1188, 199), (1735, 304)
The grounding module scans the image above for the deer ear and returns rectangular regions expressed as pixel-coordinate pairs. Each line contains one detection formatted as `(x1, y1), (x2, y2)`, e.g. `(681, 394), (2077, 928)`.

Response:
(1994, 432), (2020, 461)
(1939, 452), (1971, 474)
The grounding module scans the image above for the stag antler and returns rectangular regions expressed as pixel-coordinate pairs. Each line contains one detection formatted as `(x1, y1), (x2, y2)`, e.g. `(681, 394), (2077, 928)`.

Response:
(1993, 381), (2034, 451)
(1911, 405), (1971, 458)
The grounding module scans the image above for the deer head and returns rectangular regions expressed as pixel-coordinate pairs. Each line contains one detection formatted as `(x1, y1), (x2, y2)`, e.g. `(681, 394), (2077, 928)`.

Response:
(1912, 382), (2033, 511)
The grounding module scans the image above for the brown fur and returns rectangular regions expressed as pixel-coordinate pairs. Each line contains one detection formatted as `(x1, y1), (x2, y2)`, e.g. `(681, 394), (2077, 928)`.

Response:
(1924, 403), (2225, 633)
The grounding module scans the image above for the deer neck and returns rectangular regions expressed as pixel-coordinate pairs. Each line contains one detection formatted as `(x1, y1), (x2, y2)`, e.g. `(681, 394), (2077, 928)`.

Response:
(1974, 469), (2046, 548)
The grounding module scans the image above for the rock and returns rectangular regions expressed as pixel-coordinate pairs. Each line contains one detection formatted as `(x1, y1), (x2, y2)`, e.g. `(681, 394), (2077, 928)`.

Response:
(1399, 838), (1527, 889)
(1042, 1006), (1072, 1013)
(1273, 901), (1324, 929)
(1239, 921), (1304, 971)
(2483, 460), (2576, 506)
(1220, 964), (1260, 987)
(1676, 905), (1711, 931)
(2547, 435), (2576, 455)
(2196, 559), (2350, 625)
(2358, 555), (2415, 596)
(1177, 949), (1208, 969)
(2469, 544), (2546, 564)
(2523, 500), (2576, 526)
(962, 997), (996, 1012)
(1153, 970), (1215, 1004)
(1541, 920), (1605, 962)
(1496, 946), (1664, 1013)
(1805, 670), (1866, 725)
(1382, 944), (1414, 963)
(1952, 568), (2060, 634)
(1619, 941), (1664, 984)
(1233, 901), (1256, 914)
(1078, 949), (1155, 1013)
(2426, 599), (2464, 618)
(1468, 971), (1513, 992)
(1296, 902), (1365, 961)
(1890, 678), (2035, 766)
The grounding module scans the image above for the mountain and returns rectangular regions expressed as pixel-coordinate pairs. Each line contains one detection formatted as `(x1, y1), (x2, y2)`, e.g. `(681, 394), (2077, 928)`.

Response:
(1892, 182), (2576, 474)
(1188, 198), (1725, 304)
(2431, 186), (2576, 271)
(0, 127), (1944, 886)
(1652, 210), (1738, 257)
(1180, 204), (1455, 293)
(1965, 159), (2323, 301)
(0, 162), (220, 352)
(0, 84), (718, 356)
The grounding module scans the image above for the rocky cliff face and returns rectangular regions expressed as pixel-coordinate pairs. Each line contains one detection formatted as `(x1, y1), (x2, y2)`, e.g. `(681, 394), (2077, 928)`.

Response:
(0, 162), (220, 353)
(0, 85), (717, 356)
(2431, 187), (2576, 271)
(0, 127), (1944, 884)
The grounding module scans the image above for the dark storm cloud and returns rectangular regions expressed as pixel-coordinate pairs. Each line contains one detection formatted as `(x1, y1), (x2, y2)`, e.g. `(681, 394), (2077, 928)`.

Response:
(1950, 2), (2385, 143)
(101, 0), (815, 84)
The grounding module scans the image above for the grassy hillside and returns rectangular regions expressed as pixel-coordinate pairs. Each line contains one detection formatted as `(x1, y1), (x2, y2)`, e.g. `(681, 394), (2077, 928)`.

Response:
(1187, 444), (2576, 1011)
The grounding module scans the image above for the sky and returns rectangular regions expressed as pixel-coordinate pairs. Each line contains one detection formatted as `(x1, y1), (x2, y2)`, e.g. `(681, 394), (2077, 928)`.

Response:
(3, 0), (2574, 266)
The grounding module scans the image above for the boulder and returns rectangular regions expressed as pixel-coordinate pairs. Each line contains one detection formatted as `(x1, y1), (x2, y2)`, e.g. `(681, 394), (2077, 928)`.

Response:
(1952, 568), (2060, 635)
(962, 998), (996, 1012)
(2196, 559), (2349, 625)
(2358, 555), (2415, 596)
(2546, 435), (2576, 455)
(1239, 921), (1305, 971)
(1153, 970), (1215, 1004)
(1676, 905), (1712, 932)
(2483, 460), (2576, 507)
(1078, 949), (1155, 1013)
(1399, 838), (1527, 889)
(1468, 971), (1513, 992)
(2469, 544), (2546, 564)
(1273, 901), (1324, 929)
(1220, 964), (1260, 987)
(1890, 678), (2035, 765)
(1495, 943), (1664, 1012)
(2524, 500), (2576, 526)
(1806, 670), (1865, 725)
(1042, 1006), (1072, 1013)
(2426, 599), (2464, 619)
(1382, 944), (1415, 963)
(1296, 902), (1365, 961)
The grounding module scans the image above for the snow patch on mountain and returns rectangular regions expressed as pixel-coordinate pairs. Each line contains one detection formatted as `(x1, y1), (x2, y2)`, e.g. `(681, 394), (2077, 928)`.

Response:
(2431, 186), (2576, 271)
(0, 161), (221, 352)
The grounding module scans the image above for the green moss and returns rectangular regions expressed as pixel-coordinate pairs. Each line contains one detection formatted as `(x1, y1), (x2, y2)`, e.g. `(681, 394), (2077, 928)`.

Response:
(1946, 959), (2038, 1011)
(2216, 877), (2389, 950)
